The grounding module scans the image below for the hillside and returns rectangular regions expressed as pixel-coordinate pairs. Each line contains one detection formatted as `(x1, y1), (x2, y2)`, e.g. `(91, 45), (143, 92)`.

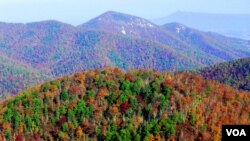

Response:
(0, 53), (50, 96)
(192, 57), (250, 91)
(0, 22), (202, 95)
(153, 11), (250, 40)
(162, 22), (250, 61)
(0, 68), (249, 140)
(0, 11), (250, 95)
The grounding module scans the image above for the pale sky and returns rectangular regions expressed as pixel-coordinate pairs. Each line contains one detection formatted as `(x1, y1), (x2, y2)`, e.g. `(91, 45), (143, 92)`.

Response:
(0, 0), (250, 25)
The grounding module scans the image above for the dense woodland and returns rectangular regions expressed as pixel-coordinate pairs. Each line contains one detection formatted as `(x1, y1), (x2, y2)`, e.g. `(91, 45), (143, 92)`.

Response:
(0, 68), (249, 141)
(193, 57), (250, 91)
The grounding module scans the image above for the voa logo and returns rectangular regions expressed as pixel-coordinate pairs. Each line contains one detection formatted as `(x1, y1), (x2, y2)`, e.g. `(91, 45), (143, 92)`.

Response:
(226, 129), (246, 136)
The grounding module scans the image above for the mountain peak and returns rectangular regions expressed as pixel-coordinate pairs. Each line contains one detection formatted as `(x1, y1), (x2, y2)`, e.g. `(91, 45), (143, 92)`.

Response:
(93, 11), (133, 23)
(162, 22), (188, 33)
(100, 10), (126, 16)
(163, 22), (186, 28)
(80, 11), (157, 36)
(83, 11), (154, 25)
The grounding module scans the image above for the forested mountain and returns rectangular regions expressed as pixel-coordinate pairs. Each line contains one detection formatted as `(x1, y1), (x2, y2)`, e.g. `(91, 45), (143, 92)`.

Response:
(0, 11), (250, 95)
(82, 11), (250, 64)
(0, 68), (249, 140)
(192, 57), (250, 91)
(0, 21), (201, 94)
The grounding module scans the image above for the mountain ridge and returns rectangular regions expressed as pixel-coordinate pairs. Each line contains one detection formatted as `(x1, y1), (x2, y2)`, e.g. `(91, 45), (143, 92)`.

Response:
(153, 11), (250, 40)
(0, 11), (250, 95)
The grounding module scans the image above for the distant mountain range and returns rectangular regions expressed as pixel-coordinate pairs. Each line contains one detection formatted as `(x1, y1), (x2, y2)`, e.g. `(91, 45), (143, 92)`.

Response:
(153, 11), (250, 40)
(0, 11), (250, 95)
(192, 57), (250, 91)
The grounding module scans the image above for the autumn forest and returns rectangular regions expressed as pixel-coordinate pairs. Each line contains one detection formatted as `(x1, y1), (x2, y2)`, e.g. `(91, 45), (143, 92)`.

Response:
(0, 8), (250, 141)
(0, 68), (249, 140)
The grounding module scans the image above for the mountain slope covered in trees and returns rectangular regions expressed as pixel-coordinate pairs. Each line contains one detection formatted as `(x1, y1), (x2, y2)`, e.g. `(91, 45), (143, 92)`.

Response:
(0, 53), (50, 96)
(0, 11), (250, 95)
(82, 11), (250, 64)
(193, 57), (250, 91)
(0, 23), (202, 95)
(162, 22), (250, 61)
(0, 68), (249, 140)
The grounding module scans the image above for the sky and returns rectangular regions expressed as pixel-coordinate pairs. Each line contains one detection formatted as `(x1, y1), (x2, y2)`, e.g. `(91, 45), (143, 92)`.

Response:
(0, 0), (250, 25)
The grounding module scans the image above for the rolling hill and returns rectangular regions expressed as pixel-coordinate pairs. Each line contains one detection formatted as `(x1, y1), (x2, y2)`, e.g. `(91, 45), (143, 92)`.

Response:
(0, 68), (249, 140)
(192, 57), (250, 91)
(0, 11), (250, 95)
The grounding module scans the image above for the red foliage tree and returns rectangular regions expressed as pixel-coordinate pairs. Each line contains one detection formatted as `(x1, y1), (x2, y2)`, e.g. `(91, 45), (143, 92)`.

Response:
(120, 102), (130, 113)
(16, 134), (22, 141)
